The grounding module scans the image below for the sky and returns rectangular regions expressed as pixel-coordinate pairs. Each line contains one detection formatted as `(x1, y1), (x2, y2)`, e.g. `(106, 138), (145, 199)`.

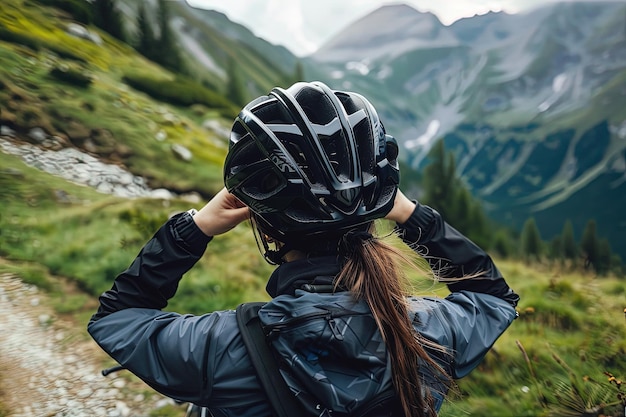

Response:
(185, 0), (576, 56)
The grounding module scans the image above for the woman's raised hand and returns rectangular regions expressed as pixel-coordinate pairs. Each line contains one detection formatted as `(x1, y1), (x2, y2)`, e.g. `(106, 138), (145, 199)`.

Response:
(193, 187), (250, 237)
(385, 189), (416, 225)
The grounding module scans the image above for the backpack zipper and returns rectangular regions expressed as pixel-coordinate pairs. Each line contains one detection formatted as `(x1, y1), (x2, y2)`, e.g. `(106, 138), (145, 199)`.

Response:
(265, 311), (345, 341)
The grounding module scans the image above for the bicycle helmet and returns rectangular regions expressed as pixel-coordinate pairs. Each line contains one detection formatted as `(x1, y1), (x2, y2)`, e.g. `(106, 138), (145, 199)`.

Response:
(224, 81), (399, 251)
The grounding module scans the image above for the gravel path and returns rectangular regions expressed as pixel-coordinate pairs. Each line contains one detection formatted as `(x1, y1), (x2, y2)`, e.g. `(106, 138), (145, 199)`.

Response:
(0, 273), (178, 417)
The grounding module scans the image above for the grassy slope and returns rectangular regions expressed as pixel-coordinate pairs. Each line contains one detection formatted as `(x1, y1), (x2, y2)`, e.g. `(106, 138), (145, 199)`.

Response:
(0, 2), (624, 416)
(439, 261), (626, 417)
(1, 0), (227, 196)
(0, 0), (275, 313)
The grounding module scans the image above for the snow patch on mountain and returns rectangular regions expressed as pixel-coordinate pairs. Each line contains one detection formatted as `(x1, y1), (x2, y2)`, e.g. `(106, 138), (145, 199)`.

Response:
(405, 120), (440, 150)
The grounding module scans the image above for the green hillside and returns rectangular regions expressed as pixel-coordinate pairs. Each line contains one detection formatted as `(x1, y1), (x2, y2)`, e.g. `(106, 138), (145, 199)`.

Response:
(0, 0), (276, 304)
(0, 1), (624, 416)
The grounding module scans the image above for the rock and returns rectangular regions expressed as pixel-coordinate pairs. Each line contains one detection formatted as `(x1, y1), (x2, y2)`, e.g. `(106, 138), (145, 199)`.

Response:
(54, 189), (74, 204)
(66, 23), (90, 40)
(112, 379), (126, 389)
(38, 313), (51, 326)
(0, 138), (159, 198)
(162, 112), (179, 126)
(150, 188), (174, 200)
(155, 129), (167, 142)
(180, 192), (203, 205)
(28, 127), (48, 143)
(1, 125), (16, 137)
(66, 23), (103, 45)
(202, 119), (230, 138)
(171, 143), (192, 162)
(88, 31), (103, 46)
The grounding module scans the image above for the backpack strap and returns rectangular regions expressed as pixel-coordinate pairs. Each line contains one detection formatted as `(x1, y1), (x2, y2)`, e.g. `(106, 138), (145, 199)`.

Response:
(236, 302), (305, 417)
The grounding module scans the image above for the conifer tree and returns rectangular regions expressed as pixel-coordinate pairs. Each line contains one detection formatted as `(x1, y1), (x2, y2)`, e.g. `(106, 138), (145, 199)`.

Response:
(492, 228), (514, 259)
(561, 220), (578, 265)
(293, 61), (305, 83)
(422, 140), (458, 222)
(136, 3), (156, 60)
(452, 186), (471, 233)
(580, 219), (599, 270)
(155, 0), (184, 73)
(520, 217), (542, 261)
(596, 238), (612, 276)
(93, 0), (126, 42)
(549, 235), (563, 263)
(226, 56), (247, 107)
(421, 140), (490, 249)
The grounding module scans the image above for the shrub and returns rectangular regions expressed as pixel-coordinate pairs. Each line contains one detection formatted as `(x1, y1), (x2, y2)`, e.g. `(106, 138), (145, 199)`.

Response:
(122, 73), (239, 117)
(0, 26), (41, 51)
(32, 0), (94, 24)
(43, 41), (88, 63)
(49, 65), (93, 88)
(524, 298), (582, 330)
(0, 25), (86, 62)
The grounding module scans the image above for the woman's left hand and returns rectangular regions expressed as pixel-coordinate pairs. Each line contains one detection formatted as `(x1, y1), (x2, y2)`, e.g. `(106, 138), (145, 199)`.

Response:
(193, 188), (250, 236)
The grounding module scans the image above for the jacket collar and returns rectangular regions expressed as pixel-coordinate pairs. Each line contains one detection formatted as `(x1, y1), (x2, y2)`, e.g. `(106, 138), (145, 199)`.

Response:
(266, 256), (342, 297)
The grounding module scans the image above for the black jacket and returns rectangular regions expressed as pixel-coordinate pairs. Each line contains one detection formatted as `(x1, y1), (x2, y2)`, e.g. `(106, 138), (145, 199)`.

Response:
(88, 203), (519, 416)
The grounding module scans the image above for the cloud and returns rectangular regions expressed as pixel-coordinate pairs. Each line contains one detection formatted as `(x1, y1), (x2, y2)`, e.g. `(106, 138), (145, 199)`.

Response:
(184, 0), (582, 56)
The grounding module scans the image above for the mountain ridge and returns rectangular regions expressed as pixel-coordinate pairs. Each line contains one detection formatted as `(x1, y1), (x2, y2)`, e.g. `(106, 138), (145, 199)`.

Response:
(303, 1), (626, 259)
(313, 4), (458, 62)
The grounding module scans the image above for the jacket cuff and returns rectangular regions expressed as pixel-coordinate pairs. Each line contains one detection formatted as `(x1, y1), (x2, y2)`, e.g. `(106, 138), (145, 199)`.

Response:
(171, 211), (212, 255)
(396, 202), (437, 243)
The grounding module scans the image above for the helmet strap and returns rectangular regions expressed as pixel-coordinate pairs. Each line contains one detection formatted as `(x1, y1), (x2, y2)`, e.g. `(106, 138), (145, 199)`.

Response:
(250, 215), (291, 265)
(265, 243), (293, 265)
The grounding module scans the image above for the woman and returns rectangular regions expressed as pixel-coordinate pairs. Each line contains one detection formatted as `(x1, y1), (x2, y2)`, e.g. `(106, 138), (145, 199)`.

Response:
(88, 81), (519, 417)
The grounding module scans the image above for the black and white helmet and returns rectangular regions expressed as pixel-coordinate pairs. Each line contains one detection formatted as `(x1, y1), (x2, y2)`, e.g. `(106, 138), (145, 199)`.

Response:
(224, 81), (399, 244)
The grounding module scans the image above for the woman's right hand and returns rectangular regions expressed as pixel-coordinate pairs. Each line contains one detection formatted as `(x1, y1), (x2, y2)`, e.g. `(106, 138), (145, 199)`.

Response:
(192, 188), (250, 237)
(385, 190), (416, 225)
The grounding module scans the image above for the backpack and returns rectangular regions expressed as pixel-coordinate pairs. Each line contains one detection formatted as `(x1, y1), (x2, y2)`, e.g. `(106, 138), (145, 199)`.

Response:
(236, 302), (402, 417)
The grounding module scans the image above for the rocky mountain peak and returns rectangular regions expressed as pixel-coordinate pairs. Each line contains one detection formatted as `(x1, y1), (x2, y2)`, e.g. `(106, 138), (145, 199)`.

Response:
(312, 3), (457, 62)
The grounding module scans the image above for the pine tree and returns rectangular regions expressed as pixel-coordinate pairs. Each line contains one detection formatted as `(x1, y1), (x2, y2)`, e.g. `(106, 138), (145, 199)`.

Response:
(580, 219), (599, 270)
(421, 140), (490, 248)
(422, 140), (458, 222)
(226, 56), (247, 107)
(549, 235), (563, 263)
(596, 238), (612, 276)
(93, 0), (126, 42)
(293, 61), (305, 83)
(492, 228), (514, 259)
(520, 217), (542, 261)
(452, 186), (471, 234)
(134, 0), (184, 73)
(561, 220), (578, 266)
(155, 0), (184, 73)
(135, 3), (156, 60)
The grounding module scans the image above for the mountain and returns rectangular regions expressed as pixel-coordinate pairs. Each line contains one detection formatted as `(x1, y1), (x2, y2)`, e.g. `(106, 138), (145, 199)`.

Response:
(307, 2), (626, 259)
(1, 0), (623, 259)
(118, 0), (302, 100)
(313, 4), (458, 62)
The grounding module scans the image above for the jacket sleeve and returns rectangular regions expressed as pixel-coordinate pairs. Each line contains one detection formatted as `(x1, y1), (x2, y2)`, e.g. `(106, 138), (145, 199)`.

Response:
(397, 203), (519, 378)
(87, 212), (265, 408)
(397, 202), (519, 307)
(90, 211), (211, 320)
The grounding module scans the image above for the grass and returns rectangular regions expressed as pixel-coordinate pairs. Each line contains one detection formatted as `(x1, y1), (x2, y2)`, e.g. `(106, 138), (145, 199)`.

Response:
(437, 260), (626, 417)
(0, 0), (228, 196)
(0, 149), (272, 312)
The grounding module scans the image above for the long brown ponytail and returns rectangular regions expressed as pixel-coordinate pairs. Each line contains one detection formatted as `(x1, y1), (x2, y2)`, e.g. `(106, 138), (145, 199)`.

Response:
(335, 223), (452, 417)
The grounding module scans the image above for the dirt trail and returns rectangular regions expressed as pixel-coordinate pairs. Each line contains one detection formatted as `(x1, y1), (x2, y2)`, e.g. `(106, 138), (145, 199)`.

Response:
(0, 273), (176, 417)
